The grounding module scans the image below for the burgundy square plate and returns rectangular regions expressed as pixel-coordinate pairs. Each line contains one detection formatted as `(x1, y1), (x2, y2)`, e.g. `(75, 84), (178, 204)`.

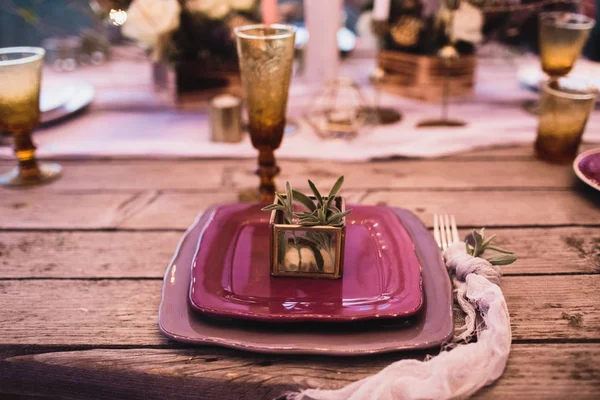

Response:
(158, 206), (454, 355)
(188, 204), (423, 322)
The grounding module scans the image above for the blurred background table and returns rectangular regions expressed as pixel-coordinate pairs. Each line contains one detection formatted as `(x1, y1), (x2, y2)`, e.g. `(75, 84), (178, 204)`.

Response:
(1, 142), (600, 398)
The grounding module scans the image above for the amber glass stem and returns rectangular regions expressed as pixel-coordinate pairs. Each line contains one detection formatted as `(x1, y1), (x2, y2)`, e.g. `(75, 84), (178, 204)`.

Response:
(13, 131), (40, 175)
(256, 148), (280, 201)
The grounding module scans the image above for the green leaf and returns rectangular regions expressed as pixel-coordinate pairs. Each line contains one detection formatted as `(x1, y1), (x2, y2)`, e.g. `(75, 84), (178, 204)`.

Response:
(308, 180), (323, 207)
(317, 207), (326, 224)
(261, 204), (286, 212)
(292, 189), (316, 211)
(326, 176), (344, 209)
(286, 182), (293, 208)
(486, 246), (515, 255)
(326, 210), (351, 225)
(328, 206), (341, 214)
(481, 234), (497, 249)
(486, 254), (518, 266)
(275, 192), (287, 206)
(300, 234), (321, 247)
(308, 244), (324, 272)
(471, 229), (484, 257)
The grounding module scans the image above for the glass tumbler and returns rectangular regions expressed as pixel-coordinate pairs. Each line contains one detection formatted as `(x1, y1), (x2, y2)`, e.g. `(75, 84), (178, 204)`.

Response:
(535, 80), (598, 164)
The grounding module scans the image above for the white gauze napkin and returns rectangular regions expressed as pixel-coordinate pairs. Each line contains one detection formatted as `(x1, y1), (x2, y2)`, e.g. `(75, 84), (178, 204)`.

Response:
(288, 241), (512, 400)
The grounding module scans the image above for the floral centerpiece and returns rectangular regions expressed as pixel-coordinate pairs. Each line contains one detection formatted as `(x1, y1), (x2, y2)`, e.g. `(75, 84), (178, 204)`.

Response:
(122, 0), (260, 94)
(359, 0), (485, 101)
(359, 0), (485, 56)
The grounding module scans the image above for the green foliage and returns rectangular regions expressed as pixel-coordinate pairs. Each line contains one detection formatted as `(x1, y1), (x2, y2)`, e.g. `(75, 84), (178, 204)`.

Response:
(466, 228), (517, 266)
(261, 176), (351, 227)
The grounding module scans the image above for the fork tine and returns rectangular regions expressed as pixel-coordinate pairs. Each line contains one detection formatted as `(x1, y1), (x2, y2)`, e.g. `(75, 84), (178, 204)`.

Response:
(451, 215), (460, 243)
(433, 214), (442, 248)
(444, 215), (453, 246)
(439, 214), (448, 250)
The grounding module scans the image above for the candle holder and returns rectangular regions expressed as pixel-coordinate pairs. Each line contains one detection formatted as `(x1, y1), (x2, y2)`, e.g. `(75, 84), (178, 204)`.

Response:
(269, 195), (346, 279)
(416, 0), (466, 128)
(369, 17), (403, 126)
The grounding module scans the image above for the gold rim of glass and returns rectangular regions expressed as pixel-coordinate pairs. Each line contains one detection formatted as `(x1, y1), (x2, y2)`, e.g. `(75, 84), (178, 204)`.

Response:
(539, 12), (596, 30)
(542, 80), (598, 100)
(0, 46), (45, 66)
(234, 24), (296, 40)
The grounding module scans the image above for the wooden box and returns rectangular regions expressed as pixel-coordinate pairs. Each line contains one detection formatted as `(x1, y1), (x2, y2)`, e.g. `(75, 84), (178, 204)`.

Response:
(378, 50), (476, 102)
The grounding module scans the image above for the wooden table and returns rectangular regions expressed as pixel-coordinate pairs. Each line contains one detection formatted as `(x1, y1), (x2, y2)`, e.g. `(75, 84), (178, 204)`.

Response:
(1, 145), (599, 399)
(1, 51), (600, 398)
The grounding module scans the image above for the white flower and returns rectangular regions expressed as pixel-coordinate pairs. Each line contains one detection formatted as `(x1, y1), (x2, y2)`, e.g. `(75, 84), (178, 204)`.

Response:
(187, 0), (230, 19)
(122, 0), (181, 47)
(452, 2), (483, 44)
(229, 0), (255, 11)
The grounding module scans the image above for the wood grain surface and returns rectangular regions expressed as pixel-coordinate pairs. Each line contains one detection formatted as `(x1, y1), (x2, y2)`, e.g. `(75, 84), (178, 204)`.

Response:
(1, 344), (598, 400)
(1, 140), (600, 397)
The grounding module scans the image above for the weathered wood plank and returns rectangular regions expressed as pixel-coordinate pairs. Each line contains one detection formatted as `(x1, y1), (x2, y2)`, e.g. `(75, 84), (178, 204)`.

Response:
(0, 231), (183, 278)
(361, 190), (600, 227)
(228, 160), (578, 190)
(0, 160), (226, 191)
(1, 344), (598, 399)
(0, 227), (598, 278)
(119, 190), (600, 229)
(0, 158), (582, 191)
(1, 189), (597, 229)
(0, 191), (139, 229)
(0, 275), (598, 346)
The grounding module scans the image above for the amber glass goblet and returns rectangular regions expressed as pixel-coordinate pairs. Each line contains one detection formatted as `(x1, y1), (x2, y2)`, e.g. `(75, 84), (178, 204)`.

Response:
(539, 12), (595, 85)
(0, 47), (62, 187)
(535, 80), (598, 164)
(235, 24), (295, 202)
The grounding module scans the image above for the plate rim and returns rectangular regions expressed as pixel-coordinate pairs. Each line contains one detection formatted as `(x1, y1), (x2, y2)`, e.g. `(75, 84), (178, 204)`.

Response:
(40, 80), (94, 126)
(187, 205), (424, 322)
(573, 147), (600, 191)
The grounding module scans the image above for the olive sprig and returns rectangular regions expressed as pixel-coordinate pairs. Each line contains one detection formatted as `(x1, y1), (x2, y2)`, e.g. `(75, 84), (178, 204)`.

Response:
(466, 228), (517, 266)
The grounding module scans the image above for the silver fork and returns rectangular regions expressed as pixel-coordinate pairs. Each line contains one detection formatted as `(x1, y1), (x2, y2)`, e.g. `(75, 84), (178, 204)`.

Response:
(434, 214), (460, 250)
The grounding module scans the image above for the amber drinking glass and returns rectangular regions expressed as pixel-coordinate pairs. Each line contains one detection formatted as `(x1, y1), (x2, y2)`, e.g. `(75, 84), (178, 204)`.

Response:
(235, 24), (295, 201)
(0, 47), (62, 187)
(535, 80), (598, 164)
(539, 12), (595, 83)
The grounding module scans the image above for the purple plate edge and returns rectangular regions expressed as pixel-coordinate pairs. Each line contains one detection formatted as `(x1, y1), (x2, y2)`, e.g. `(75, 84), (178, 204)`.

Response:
(573, 148), (600, 191)
(158, 205), (454, 356)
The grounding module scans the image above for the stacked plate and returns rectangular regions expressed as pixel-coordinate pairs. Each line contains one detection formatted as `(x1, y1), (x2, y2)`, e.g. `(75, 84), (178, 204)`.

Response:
(159, 204), (453, 355)
(39, 79), (94, 126)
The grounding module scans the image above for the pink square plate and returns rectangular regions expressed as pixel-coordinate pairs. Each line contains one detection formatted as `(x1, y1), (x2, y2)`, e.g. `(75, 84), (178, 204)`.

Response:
(158, 205), (454, 355)
(188, 204), (423, 322)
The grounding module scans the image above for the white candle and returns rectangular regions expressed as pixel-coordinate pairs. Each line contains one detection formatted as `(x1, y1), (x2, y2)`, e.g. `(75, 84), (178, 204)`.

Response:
(304, 0), (342, 84)
(372, 0), (391, 21)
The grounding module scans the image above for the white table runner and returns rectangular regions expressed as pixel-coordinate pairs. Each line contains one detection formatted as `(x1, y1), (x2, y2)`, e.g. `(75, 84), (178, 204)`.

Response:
(2, 58), (598, 161)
